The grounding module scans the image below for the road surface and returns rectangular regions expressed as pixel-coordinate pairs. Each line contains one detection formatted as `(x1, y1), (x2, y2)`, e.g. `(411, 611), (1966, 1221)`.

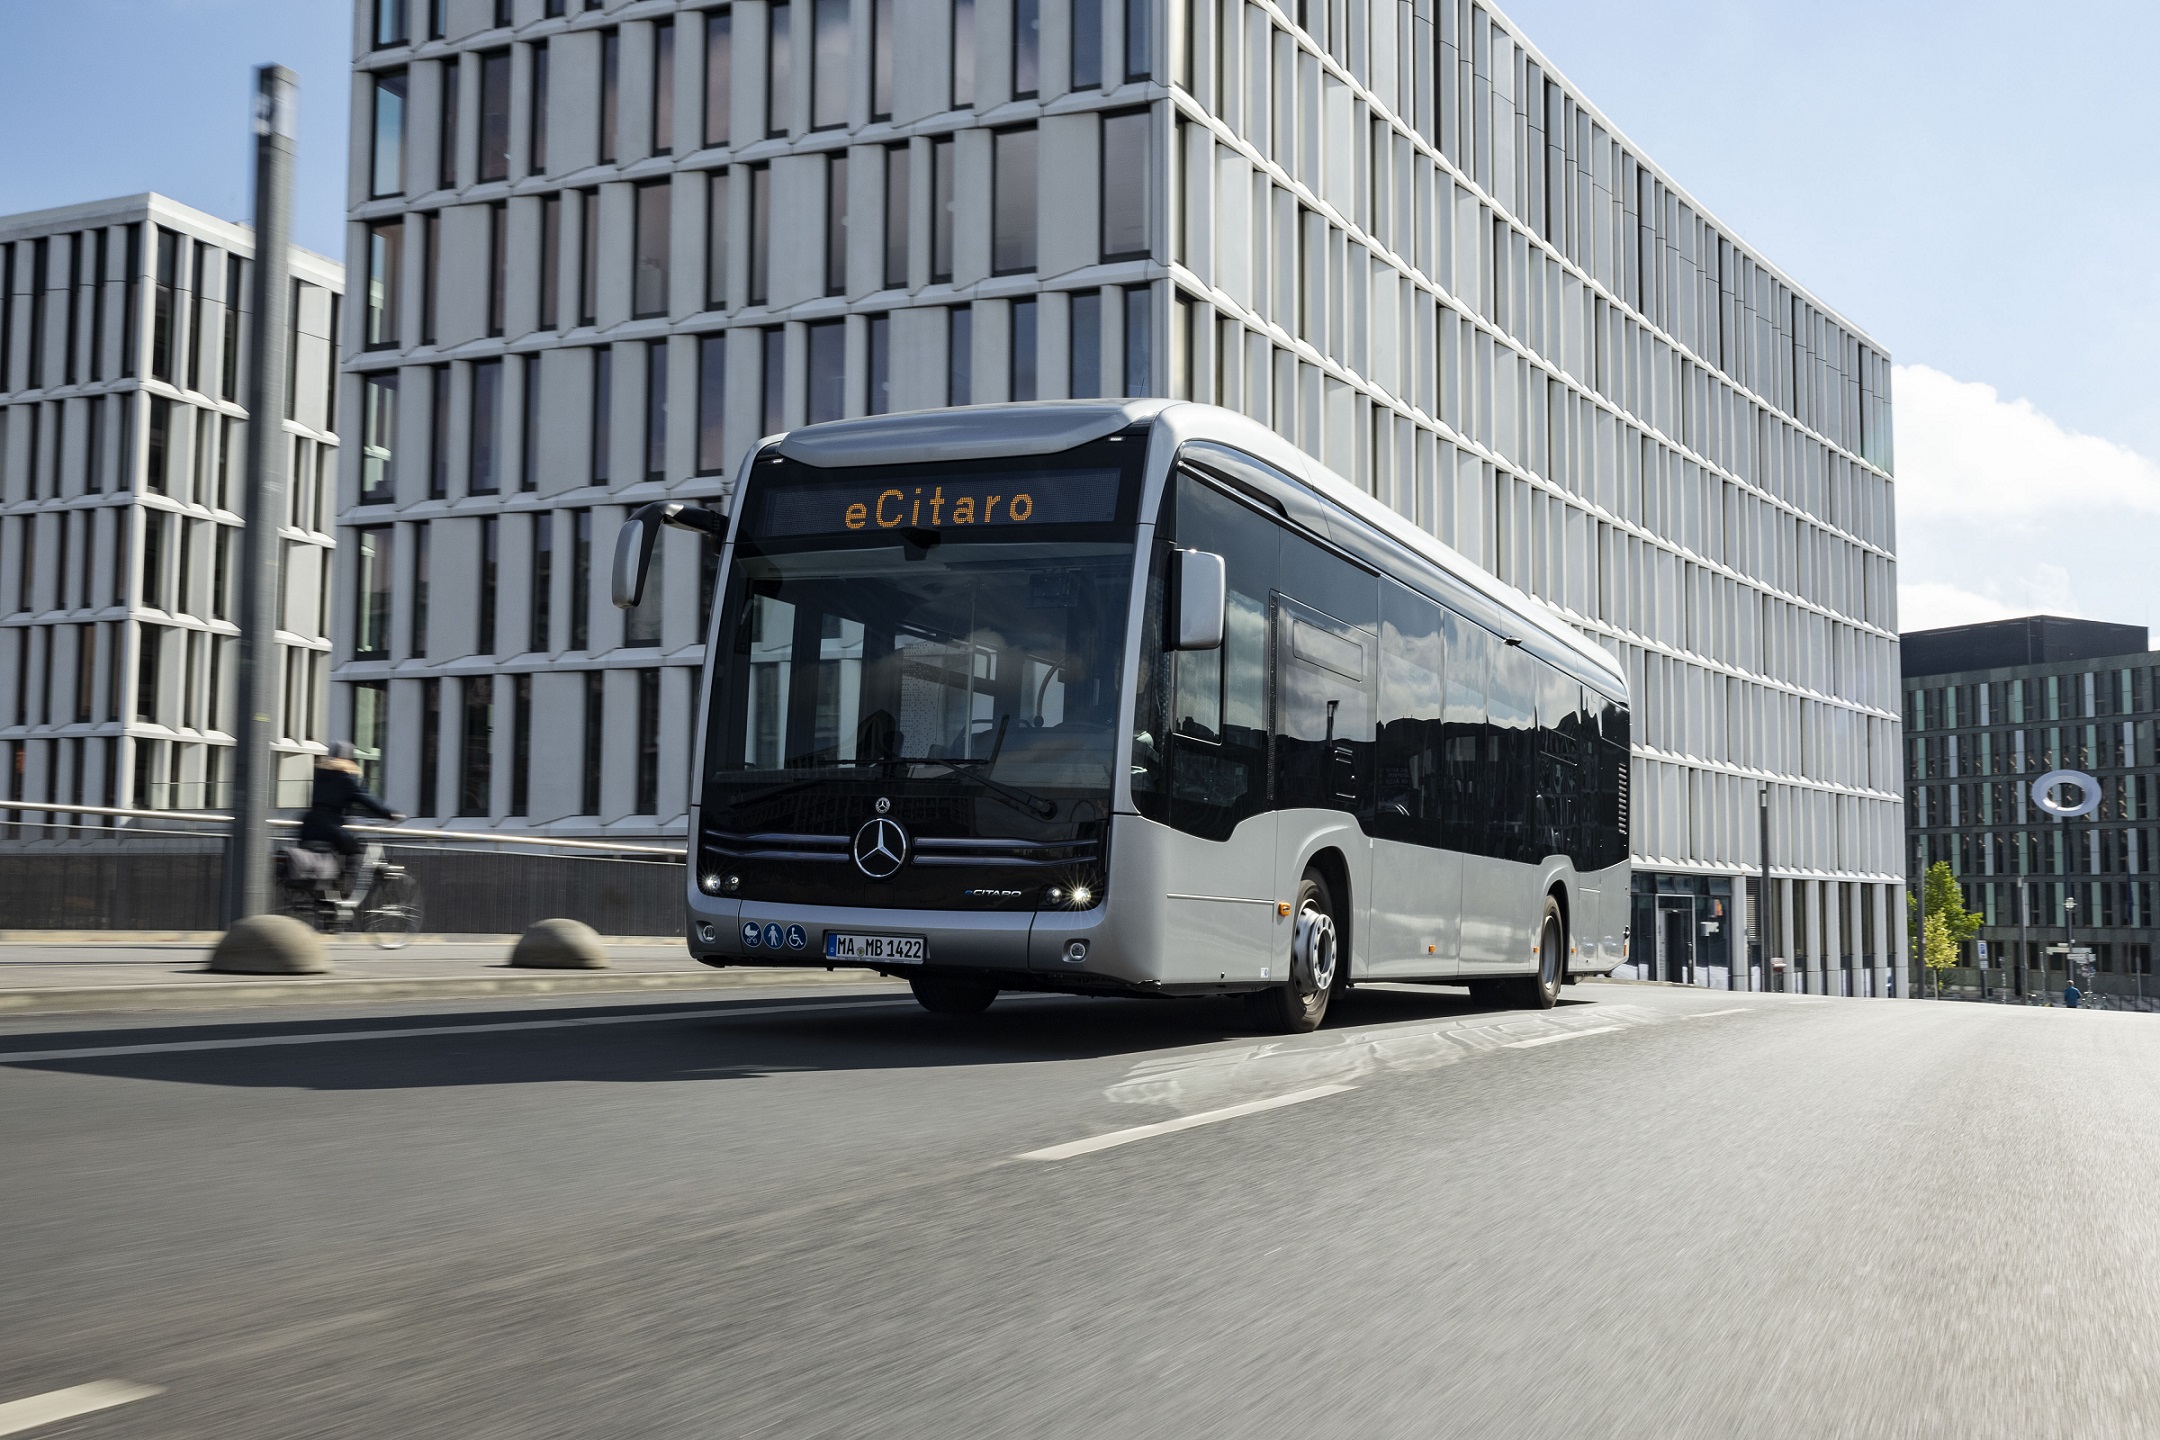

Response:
(2, 980), (2155, 1438)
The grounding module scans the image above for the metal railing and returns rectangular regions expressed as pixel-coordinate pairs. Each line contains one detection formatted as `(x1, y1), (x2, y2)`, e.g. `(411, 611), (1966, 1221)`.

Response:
(0, 800), (690, 935)
(1920, 964), (2155, 1009)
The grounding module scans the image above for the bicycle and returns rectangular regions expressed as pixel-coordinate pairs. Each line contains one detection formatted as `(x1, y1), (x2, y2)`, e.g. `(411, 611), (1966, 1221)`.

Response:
(275, 841), (424, 948)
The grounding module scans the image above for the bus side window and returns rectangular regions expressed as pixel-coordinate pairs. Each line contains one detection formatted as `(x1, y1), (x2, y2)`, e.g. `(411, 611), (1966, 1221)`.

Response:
(1531, 661), (1580, 862)
(1442, 614), (1490, 856)
(1173, 646), (1222, 741)
(1486, 641), (1538, 863)
(1143, 473), (1282, 840)
(1378, 579), (1446, 847)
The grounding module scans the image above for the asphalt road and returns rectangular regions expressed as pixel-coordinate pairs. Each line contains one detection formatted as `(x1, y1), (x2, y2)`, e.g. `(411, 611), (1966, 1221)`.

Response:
(2, 980), (2156, 1438)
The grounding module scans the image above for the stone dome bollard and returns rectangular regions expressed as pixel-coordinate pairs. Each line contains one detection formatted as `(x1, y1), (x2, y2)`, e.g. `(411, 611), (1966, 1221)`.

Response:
(207, 914), (332, 975)
(510, 918), (611, 969)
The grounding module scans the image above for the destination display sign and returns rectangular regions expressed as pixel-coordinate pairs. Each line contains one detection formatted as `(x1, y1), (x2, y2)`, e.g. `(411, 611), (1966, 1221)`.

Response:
(752, 466), (1125, 538)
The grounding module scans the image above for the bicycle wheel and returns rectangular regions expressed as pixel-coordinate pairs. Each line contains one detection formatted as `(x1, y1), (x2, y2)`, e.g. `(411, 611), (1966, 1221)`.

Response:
(360, 870), (423, 949)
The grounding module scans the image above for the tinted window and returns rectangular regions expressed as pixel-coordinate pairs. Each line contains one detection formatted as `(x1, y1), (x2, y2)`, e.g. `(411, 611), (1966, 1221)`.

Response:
(1441, 611), (1490, 855)
(1486, 640), (1536, 861)
(1132, 473), (1279, 840)
(1275, 590), (1371, 815)
(1132, 456), (1632, 870)
(1531, 675), (1585, 864)
(1376, 580), (1445, 847)
(1276, 513), (1377, 632)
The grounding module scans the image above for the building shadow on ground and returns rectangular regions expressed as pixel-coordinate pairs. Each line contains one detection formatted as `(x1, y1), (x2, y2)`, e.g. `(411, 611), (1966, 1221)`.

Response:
(0, 983), (1596, 1093)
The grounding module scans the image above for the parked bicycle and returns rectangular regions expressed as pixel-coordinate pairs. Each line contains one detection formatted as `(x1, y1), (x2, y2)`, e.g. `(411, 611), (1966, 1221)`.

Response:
(276, 841), (423, 947)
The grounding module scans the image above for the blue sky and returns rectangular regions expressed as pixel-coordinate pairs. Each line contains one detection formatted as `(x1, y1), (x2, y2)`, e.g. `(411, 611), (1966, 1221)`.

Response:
(1503, 0), (2160, 635)
(0, 0), (352, 257)
(4, 0), (2155, 634)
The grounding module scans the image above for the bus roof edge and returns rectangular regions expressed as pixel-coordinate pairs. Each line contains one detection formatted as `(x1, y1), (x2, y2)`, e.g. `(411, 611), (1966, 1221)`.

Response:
(773, 401), (1175, 468)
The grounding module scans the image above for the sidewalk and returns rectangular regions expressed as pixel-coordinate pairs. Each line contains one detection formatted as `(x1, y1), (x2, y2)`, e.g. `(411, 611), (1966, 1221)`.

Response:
(0, 934), (902, 1017)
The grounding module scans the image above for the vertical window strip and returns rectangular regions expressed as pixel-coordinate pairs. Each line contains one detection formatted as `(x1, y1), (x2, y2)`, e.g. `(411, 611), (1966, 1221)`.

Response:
(705, 8), (733, 149)
(767, 1), (792, 137)
(645, 339), (669, 480)
(697, 332), (728, 473)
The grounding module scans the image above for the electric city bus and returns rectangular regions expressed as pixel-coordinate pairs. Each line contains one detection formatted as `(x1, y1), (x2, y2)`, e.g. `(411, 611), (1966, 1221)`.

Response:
(615, 401), (1630, 1031)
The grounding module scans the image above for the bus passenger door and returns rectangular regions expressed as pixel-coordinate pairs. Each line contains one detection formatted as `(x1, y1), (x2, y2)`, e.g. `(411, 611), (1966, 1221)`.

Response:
(1273, 595), (1375, 972)
(1149, 575), (1277, 987)
(1369, 580), (1461, 978)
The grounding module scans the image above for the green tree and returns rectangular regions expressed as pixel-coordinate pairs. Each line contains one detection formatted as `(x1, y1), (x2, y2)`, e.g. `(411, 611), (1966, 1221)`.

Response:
(1909, 861), (1983, 997)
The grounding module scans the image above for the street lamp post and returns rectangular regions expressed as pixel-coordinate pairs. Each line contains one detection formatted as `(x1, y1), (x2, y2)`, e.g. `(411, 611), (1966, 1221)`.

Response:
(223, 65), (298, 927)
(2061, 887), (2076, 1001)
(1758, 785), (1771, 993)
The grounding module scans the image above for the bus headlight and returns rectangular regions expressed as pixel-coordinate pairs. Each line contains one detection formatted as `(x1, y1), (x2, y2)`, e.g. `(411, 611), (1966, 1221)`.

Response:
(699, 872), (741, 895)
(1069, 884), (1094, 907)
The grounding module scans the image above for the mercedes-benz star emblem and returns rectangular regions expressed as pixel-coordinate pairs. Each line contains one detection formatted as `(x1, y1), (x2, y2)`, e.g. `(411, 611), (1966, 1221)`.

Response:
(852, 817), (910, 880)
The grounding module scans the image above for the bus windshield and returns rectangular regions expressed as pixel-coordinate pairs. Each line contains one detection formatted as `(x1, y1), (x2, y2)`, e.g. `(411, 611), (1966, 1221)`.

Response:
(711, 540), (1133, 795)
(702, 443), (1145, 834)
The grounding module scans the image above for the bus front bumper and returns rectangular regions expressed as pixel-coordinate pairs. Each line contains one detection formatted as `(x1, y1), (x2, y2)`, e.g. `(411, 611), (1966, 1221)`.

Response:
(686, 896), (1161, 991)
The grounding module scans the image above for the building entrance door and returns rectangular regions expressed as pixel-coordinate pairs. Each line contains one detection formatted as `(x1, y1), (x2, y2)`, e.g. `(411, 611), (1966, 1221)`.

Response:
(1657, 897), (1697, 985)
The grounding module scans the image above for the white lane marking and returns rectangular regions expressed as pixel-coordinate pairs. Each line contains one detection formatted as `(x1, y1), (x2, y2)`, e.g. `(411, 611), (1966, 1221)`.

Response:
(0, 998), (913, 1064)
(1020, 1083), (1357, 1161)
(1506, 1024), (1622, 1049)
(0, 1381), (162, 1436)
(1686, 1007), (1751, 1018)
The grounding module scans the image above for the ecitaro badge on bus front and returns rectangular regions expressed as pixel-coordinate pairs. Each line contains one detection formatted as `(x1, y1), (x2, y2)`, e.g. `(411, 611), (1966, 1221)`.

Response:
(845, 486), (1038, 530)
(752, 467), (1124, 538)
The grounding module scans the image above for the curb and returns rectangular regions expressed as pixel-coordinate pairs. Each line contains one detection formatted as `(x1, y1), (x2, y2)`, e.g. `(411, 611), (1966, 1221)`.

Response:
(0, 967), (905, 1018)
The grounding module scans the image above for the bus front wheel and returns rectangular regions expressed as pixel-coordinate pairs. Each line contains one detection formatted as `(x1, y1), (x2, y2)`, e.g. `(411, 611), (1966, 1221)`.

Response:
(909, 974), (999, 1016)
(1248, 870), (1341, 1034)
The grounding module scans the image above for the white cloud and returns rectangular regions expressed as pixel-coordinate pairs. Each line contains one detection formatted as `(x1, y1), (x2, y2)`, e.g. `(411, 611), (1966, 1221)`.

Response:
(1894, 364), (2160, 518)
(1897, 582), (2015, 631)
(1893, 365), (2160, 637)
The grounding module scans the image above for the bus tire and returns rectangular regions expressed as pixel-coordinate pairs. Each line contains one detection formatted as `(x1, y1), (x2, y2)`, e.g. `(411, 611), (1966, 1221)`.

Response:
(1497, 897), (1566, 1010)
(909, 975), (999, 1016)
(1248, 870), (1341, 1034)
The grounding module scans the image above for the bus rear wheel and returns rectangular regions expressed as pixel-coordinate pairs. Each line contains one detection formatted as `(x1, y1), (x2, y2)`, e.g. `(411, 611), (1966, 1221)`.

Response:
(1248, 870), (1341, 1034)
(1494, 897), (1565, 1010)
(909, 974), (999, 1016)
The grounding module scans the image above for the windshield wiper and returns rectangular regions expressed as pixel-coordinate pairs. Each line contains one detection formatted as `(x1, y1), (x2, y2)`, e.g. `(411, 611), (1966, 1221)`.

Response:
(716, 729), (1060, 821)
(891, 718), (1060, 819)
(900, 756), (1060, 819)
(714, 764), (845, 811)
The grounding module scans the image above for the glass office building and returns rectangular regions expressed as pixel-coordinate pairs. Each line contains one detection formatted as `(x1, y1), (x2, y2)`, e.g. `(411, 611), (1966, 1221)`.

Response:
(1903, 616), (2160, 995)
(337, 0), (1902, 992)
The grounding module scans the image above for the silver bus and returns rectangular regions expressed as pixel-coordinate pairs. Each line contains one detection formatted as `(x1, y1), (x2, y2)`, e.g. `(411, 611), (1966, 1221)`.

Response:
(616, 401), (1630, 1031)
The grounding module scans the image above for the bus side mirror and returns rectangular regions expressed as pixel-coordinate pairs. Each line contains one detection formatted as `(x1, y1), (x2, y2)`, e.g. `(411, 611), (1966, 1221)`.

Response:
(612, 507), (664, 610)
(1171, 548), (1226, 651)
(613, 501), (728, 609)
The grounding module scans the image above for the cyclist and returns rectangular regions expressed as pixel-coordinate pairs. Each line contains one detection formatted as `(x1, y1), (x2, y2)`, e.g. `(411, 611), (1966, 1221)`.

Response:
(300, 742), (403, 896)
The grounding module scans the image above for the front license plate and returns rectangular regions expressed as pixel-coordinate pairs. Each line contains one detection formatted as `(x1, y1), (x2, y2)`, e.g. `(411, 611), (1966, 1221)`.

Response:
(824, 932), (927, 964)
